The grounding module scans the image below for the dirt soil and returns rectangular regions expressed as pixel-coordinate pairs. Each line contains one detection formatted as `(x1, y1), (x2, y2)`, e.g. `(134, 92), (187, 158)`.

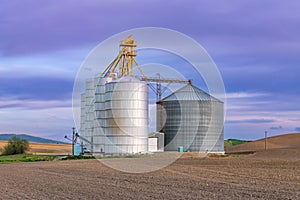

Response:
(0, 155), (300, 199)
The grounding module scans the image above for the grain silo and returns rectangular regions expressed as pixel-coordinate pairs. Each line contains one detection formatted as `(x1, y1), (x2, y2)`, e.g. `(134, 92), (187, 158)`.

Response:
(79, 34), (218, 155)
(93, 76), (107, 152)
(79, 35), (151, 154)
(157, 83), (224, 153)
(94, 77), (106, 128)
(79, 93), (86, 141)
(83, 80), (95, 152)
(104, 76), (148, 154)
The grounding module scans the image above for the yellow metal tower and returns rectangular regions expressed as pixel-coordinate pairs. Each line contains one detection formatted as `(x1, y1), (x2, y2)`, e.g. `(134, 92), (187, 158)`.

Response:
(101, 34), (191, 102)
(101, 35), (146, 78)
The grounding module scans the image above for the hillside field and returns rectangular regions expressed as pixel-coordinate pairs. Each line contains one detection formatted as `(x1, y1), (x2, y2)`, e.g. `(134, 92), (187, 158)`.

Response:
(226, 132), (300, 153)
(0, 154), (299, 199)
(1, 133), (300, 199)
(0, 141), (71, 155)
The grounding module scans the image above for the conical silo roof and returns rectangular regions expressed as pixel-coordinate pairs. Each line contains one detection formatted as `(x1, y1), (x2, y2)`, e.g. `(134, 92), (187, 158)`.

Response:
(162, 84), (222, 102)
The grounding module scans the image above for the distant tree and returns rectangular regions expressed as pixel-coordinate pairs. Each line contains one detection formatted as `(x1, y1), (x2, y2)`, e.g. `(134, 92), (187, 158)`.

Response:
(2, 136), (29, 155)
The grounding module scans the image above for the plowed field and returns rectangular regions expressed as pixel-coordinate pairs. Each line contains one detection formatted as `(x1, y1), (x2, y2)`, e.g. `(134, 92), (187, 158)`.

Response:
(0, 154), (299, 199)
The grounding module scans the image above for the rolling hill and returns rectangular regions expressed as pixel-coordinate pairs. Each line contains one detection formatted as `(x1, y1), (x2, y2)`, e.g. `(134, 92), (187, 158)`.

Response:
(224, 139), (250, 148)
(0, 141), (71, 155)
(226, 132), (300, 153)
(0, 134), (67, 144)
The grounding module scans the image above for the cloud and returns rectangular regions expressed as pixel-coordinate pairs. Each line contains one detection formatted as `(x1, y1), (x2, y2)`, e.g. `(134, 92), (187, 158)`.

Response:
(1, 0), (300, 140)
(0, 46), (89, 79)
(226, 119), (275, 124)
(270, 126), (283, 130)
(226, 92), (268, 99)
(1, 0), (300, 58)
(295, 127), (300, 132)
(0, 98), (71, 109)
(0, 76), (73, 101)
(0, 106), (73, 141)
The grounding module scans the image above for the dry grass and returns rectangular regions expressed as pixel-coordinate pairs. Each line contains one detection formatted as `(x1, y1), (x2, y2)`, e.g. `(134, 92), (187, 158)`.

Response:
(226, 132), (300, 153)
(0, 141), (71, 155)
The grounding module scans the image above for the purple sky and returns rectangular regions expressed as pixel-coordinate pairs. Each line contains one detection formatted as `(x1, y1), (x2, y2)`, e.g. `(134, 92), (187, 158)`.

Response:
(1, 0), (300, 141)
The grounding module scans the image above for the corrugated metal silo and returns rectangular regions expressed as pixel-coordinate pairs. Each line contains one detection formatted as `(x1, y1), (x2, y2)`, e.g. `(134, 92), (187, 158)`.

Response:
(157, 83), (224, 152)
(104, 76), (148, 154)
(93, 77), (106, 152)
(95, 77), (113, 126)
(80, 93), (86, 140)
(84, 80), (95, 152)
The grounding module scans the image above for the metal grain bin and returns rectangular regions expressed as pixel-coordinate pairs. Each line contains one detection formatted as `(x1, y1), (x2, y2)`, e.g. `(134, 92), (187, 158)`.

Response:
(157, 84), (224, 152)
(93, 77), (107, 153)
(95, 77), (113, 126)
(80, 93), (86, 139)
(104, 76), (148, 154)
(83, 80), (95, 153)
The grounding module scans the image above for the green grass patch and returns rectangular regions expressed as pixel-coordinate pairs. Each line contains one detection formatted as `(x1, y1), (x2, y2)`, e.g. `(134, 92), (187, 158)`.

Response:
(0, 154), (56, 163)
(224, 139), (250, 148)
(61, 155), (96, 160)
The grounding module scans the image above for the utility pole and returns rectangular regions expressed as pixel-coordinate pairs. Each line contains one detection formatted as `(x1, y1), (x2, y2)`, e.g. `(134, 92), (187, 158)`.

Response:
(264, 131), (267, 150)
(72, 127), (75, 156)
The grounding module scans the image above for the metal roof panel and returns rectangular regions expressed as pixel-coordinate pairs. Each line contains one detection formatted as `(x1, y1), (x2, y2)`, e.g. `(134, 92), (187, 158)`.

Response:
(162, 84), (222, 102)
